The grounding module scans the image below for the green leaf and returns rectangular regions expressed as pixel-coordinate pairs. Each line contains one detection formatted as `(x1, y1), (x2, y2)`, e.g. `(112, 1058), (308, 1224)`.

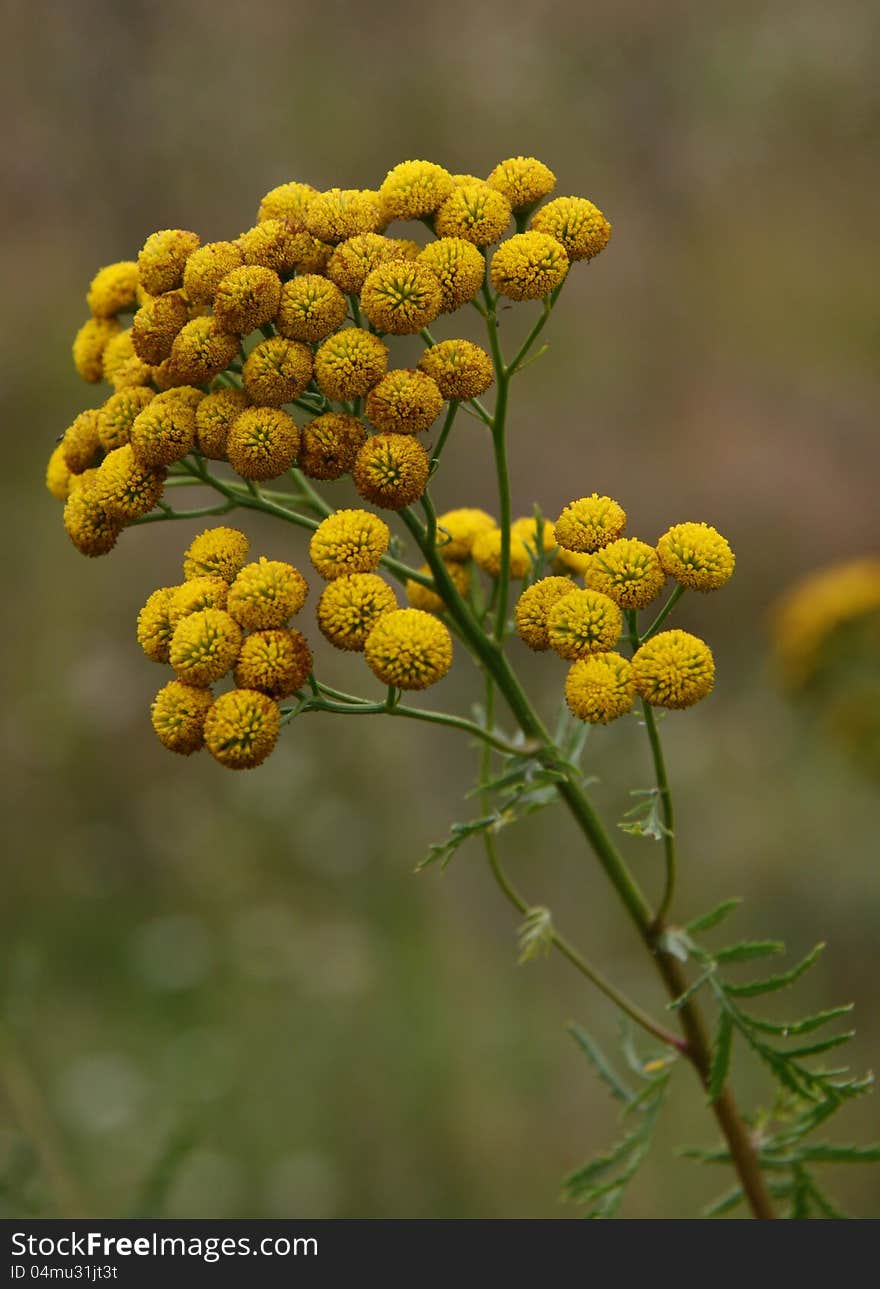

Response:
(714, 940), (786, 964)
(796, 1142), (880, 1164)
(415, 813), (499, 871)
(685, 898), (742, 936)
(724, 943), (825, 997)
(563, 1073), (669, 1216)
(782, 1032), (855, 1060)
(618, 789), (671, 842)
(703, 1185), (745, 1217)
(708, 1010), (734, 1103)
(567, 1024), (633, 1105)
(667, 968), (715, 1010)
(740, 1004), (853, 1037)
(517, 906), (554, 964)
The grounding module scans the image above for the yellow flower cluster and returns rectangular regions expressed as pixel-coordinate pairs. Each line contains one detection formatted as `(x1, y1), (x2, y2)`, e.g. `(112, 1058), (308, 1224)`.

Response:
(140, 526), (311, 768)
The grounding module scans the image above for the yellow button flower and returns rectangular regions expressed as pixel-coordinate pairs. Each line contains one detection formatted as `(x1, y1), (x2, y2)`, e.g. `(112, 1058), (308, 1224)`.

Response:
(530, 196), (612, 262)
(204, 688), (281, 769)
(418, 340), (494, 401)
(257, 180), (316, 225)
(415, 238), (485, 312)
(314, 328), (389, 401)
(73, 317), (122, 382)
(547, 589), (623, 660)
(168, 576), (229, 624)
(213, 265), (282, 334)
(434, 508), (496, 561)
(366, 369), (444, 435)
(93, 445), (165, 521)
(585, 538), (665, 610)
(130, 398), (197, 468)
(327, 234), (408, 295)
(182, 240), (244, 304)
(61, 409), (102, 474)
(353, 433), (430, 510)
(170, 607), (243, 686)
(137, 229), (201, 295)
(487, 156), (556, 211)
(137, 586), (177, 662)
(101, 330), (153, 390)
(364, 608), (453, 690)
(309, 509), (390, 580)
(379, 160), (455, 221)
(151, 680), (214, 755)
(130, 291), (189, 364)
(87, 261), (139, 318)
(317, 573), (398, 651)
(434, 185), (512, 247)
(235, 628), (314, 697)
(238, 219), (314, 274)
(226, 557), (308, 630)
(632, 630), (715, 710)
(166, 317), (241, 386)
(226, 406), (300, 480)
(46, 445), (73, 501)
(305, 188), (384, 244)
(565, 653), (636, 724)
(515, 576), (579, 651)
(555, 494), (627, 554)
(298, 413), (367, 481)
(183, 526), (250, 582)
(63, 478), (121, 557)
(405, 560), (470, 615)
(490, 232), (569, 301)
(656, 522), (735, 592)
(242, 337), (313, 407)
(195, 388), (250, 460)
(276, 275), (348, 343)
(97, 387), (155, 452)
(360, 261), (442, 335)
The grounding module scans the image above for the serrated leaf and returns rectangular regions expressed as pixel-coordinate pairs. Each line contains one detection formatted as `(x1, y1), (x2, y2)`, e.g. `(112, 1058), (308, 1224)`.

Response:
(703, 1185), (745, 1217)
(796, 1142), (880, 1164)
(415, 813), (498, 871)
(740, 1004), (853, 1038)
(708, 1010), (734, 1103)
(685, 899), (742, 936)
(782, 1032), (855, 1060)
(714, 939), (786, 964)
(724, 943), (825, 997)
(567, 1024), (633, 1105)
(517, 906), (554, 964)
(668, 967), (715, 1010)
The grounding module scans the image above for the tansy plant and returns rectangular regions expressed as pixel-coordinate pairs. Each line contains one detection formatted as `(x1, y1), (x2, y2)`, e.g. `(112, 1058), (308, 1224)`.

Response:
(48, 157), (877, 1219)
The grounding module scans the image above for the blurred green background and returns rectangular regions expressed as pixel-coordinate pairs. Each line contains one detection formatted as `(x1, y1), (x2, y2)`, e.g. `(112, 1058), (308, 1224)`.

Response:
(2, 0), (878, 1218)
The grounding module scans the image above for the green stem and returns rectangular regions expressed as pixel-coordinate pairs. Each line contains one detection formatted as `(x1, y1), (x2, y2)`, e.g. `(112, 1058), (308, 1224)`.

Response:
(641, 699), (677, 927)
(429, 403), (459, 473)
(484, 306), (512, 640)
(640, 585), (685, 644)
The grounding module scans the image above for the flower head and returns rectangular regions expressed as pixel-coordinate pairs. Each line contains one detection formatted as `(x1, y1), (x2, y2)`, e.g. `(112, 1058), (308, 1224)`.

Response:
(434, 508), (496, 561)
(257, 180), (316, 225)
(213, 265), (282, 334)
(360, 261), (442, 335)
(632, 630), (715, 709)
(317, 573), (398, 651)
(418, 339), (493, 401)
(514, 576), (579, 651)
(169, 607), (242, 686)
(406, 560), (470, 615)
(298, 412), (367, 480)
(226, 406), (300, 480)
(530, 196), (611, 262)
(154, 385), (205, 411)
(137, 229), (201, 295)
(585, 538), (665, 610)
(772, 558), (880, 689)
(63, 479), (121, 557)
(102, 330), (153, 389)
(434, 185), (511, 247)
(87, 261), (139, 317)
(235, 628), (313, 697)
(46, 445), (73, 501)
(353, 433), (429, 510)
(547, 589), (623, 660)
(490, 232), (568, 301)
(364, 608), (453, 690)
(314, 328), (388, 401)
(226, 557), (308, 630)
(415, 238), (485, 312)
(656, 522), (735, 592)
(166, 316), (240, 385)
(93, 445), (165, 520)
(137, 587), (177, 662)
(277, 275), (348, 343)
(204, 688), (281, 769)
(182, 241), (244, 304)
(487, 157), (556, 211)
(473, 517), (555, 580)
(238, 219), (313, 274)
(242, 337), (313, 406)
(305, 188), (384, 244)
(130, 398), (196, 468)
(195, 387), (250, 460)
(61, 409), (102, 474)
(97, 387), (155, 451)
(555, 494), (627, 554)
(73, 317), (122, 382)
(565, 653), (636, 724)
(183, 526), (249, 582)
(366, 369), (444, 435)
(168, 576), (229, 623)
(379, 161), (455, 221)
(309, 509), (390, 580)
(131, 291), (190, 364)
(151, 680), (214, 755)
(327, 234), (407, 295)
